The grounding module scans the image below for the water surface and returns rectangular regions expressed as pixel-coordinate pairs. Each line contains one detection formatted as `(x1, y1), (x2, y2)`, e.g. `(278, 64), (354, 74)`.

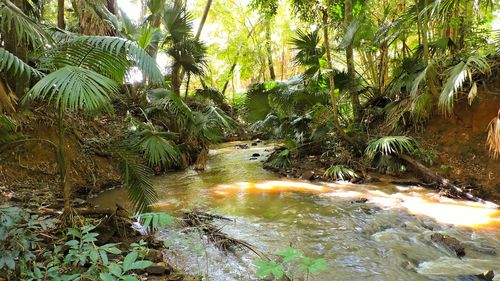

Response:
(92, 142), (500, 281)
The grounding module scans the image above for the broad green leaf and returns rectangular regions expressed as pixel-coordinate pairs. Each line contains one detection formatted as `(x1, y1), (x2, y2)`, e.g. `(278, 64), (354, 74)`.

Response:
(123, 251), (138, 272)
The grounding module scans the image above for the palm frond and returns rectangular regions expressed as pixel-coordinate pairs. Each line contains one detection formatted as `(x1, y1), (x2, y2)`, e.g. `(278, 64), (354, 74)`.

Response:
(148, 88), (194, 127)
(162, 3), (194, 43)
(290, 29), (324, 78)
(439, 54), (491, 114)
(167, 38), (207, 76)
(268, 149), (291, 169)
(0, 79), (16, 113)
(0, 0), (51, 47)
(365, 136), (418, 159)
(324, 165), (358, 181)
(59, 36), (163, 84)
(23, 66), (117, 113)
(191, 106), (237, 143)
(338, 20), (360, 49)
(487, 110), (500, 159)
(111, 141), (158, 213)
(194, 87), (225, 105)
(0, 47), (44, 81)
(40, 42), (131, 83)
(137, 129), (180, 168)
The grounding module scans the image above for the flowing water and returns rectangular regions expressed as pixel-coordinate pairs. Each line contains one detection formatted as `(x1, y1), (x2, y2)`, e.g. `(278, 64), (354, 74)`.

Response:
(92, 142), (500, 281)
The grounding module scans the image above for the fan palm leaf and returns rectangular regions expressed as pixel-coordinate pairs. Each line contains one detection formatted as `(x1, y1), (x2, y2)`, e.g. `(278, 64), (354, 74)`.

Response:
(167, 38), (207, 76)
(23, 66), (117, 113)
(324, 165), (358, 181)
(365, 136), (418, 159)
(148, 88), (194, 128)
(137, 129), (180, 168)
(290, 29), (324, 78)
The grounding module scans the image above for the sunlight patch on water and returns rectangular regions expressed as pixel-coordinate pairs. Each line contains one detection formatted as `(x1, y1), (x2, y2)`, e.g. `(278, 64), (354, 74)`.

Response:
(211, 179), (500, 229)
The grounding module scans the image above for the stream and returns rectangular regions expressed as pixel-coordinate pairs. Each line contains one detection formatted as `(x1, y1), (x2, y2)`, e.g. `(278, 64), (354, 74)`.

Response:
(92, 141), (500, 281)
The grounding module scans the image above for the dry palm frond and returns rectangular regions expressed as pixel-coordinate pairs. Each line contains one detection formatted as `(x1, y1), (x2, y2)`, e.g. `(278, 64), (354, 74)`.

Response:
(486, 110), (500, 159)
(0, 79), (17, 114)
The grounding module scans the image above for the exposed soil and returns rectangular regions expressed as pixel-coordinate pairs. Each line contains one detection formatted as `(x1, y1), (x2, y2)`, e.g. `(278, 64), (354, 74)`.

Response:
(0, 107), (122, 207)
(418, 88), (500, 202)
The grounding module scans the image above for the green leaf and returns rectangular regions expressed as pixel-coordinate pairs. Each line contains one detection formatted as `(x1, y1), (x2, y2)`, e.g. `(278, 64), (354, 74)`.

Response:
(255, 259), (284, 278)
(108, 263), (122, 277)
(122, 251), (138, 272)
(99, 273), (117, 281)
(67, 228), (81, 238)
(131, 260), (153, 270)
(277, 247), (302, 263)
(301, 257), (328, 273)
(89, 248), (99, 263)
(99, 250), (109, 266)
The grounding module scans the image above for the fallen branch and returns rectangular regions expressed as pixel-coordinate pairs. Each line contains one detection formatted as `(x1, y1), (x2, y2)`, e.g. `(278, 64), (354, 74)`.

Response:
(399, 154), (498, 208)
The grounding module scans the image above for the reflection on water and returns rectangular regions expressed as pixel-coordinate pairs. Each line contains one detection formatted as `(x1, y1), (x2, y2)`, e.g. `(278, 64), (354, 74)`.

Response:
(92, 142), (500, 281)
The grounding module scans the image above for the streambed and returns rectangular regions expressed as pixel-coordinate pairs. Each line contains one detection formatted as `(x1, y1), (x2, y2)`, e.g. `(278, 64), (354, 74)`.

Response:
(92, 142), (500, 281)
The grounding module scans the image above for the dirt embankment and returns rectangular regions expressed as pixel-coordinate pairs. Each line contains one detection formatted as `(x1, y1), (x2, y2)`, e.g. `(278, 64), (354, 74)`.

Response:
(0, 108), (122, 206)
(418, 87), (500, 201)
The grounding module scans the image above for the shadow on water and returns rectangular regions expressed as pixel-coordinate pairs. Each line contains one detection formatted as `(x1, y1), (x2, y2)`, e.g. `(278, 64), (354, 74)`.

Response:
(92, 141), (500, 281)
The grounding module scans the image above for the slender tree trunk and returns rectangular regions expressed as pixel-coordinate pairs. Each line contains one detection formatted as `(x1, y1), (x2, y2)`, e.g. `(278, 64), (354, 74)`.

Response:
(265, 19), (276, 80)
(421, 0), (430, 63)
(195, 0), (213, 39)
(221, 24), (258, 95)
(322, 10), (356, 147)
(57, 107), (70, 212)
(57, 0), (66, 29)
(344, 0), (361, 122)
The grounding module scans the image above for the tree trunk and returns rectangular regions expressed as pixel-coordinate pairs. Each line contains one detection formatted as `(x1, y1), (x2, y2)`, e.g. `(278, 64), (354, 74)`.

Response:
(421, 0), (430, 63)
(344, 0), (361, 122)
(322, 10), (356, 147)
(195, 0), (213, 40)
(57, 0), (66, 29)
(265, 19), (276, 80)
(179, 0), (213, 91)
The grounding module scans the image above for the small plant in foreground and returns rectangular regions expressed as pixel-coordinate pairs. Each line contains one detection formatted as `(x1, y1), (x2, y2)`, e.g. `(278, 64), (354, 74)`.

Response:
(254, 247), (328, 280)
